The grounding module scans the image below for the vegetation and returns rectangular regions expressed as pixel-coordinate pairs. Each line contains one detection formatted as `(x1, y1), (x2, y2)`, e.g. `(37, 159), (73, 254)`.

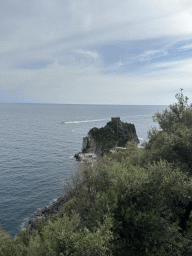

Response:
(89, 120), (137, 154)
(144, 89), (192, 173)
(1, 89), (192, 255)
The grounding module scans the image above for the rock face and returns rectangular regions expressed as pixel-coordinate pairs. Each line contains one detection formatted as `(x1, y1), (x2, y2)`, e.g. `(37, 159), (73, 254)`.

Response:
(81, 133), (102, 155)
(75, 117), (139, 160)
(74, 130), (102, 161)
(26, 195), (71, 234)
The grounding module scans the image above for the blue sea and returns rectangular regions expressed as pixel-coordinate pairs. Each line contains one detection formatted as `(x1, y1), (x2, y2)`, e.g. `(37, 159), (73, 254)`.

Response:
(0, 103), (166, 237)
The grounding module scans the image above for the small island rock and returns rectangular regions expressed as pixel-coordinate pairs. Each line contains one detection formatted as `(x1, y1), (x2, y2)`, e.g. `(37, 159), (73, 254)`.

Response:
(75, 117), (139, 161)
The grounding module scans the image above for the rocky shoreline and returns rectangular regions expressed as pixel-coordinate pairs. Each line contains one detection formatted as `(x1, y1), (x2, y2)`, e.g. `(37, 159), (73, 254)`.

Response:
(26, 194), (71, 234)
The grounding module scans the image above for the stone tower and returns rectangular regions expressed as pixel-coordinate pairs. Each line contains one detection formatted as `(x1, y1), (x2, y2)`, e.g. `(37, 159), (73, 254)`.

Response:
(111, 117), (121, 126)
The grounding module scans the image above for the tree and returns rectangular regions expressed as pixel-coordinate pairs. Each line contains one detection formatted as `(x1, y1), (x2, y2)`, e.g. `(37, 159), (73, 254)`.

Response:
(153, 89), (192, 132)
(144, 89), (192, 173)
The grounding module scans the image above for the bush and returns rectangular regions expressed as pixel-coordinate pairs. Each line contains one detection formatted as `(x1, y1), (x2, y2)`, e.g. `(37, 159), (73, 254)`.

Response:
(27, 214), (113, 256)
(0, 225), (27, 256)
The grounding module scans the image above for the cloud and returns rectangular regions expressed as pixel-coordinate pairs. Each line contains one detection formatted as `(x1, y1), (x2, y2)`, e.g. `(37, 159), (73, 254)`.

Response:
(1, 0), (192, 104)
(1, 0), (192, 54)
(74, 49), (99, 59)
(136, 50), (168, 62)
(179, 44), (192, 50)
(1, 56), (192, 105)
(149, 58), (192, 74)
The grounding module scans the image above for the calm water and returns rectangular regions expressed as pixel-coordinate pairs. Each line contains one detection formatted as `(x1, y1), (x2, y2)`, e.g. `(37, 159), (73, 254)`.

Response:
(0, 103), (166, 236)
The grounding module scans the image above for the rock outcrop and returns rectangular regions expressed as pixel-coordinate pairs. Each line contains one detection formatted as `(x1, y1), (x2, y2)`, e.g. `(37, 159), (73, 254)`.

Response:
(81, 132), (102, 155)
(26, 195), (71, 234)
(75, 117), (139, 160)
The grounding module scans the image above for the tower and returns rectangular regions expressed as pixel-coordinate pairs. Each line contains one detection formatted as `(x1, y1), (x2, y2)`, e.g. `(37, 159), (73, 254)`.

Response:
(111, 117), (121, 126)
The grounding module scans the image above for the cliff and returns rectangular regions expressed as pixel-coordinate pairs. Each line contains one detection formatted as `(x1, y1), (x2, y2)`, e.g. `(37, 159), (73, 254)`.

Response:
(75, 117), (139, 160)
(81, 133), (102, 155)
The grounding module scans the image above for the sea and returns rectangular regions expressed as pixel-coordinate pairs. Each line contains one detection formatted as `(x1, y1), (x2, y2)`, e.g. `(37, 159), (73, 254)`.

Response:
(0, 103), (166, 237)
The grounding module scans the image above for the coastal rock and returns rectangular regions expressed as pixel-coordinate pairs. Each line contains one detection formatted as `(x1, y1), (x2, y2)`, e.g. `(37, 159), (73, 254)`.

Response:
(74, 152), (97, 162)
(26, 195), (71, 234)
(75, 117), (139, 161)
(82, 133), (102, 155)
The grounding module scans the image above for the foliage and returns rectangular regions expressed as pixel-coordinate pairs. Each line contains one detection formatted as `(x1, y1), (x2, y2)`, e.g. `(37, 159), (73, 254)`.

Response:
(0, 225), (27, 256)
(153, 89), (192, 132)
(27, 214), (113, 256)
(144, 89), (192, 173)
(89, 120), (137, 153)
(87, 158), (192, 255)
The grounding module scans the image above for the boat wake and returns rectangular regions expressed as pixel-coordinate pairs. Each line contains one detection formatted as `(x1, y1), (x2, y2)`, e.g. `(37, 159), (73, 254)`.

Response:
(59, 114), (152, 125)
(59, 118), (110, 124)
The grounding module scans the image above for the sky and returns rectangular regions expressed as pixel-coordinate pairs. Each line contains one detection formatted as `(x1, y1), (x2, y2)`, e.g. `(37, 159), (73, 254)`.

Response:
(1, 0), (192, 105)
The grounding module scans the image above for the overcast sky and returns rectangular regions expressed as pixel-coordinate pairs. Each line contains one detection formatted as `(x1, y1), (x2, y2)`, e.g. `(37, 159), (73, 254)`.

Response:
(1, 0), (192, 104)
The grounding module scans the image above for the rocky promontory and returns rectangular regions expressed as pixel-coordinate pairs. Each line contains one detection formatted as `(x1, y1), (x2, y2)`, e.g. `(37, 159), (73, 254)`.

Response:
(75, 117), (139, 161)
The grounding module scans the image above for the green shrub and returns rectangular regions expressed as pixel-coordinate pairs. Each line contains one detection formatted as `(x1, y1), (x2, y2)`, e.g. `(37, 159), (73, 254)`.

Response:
(0, 225), (27, 256)
(27, 213), (113, 256)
